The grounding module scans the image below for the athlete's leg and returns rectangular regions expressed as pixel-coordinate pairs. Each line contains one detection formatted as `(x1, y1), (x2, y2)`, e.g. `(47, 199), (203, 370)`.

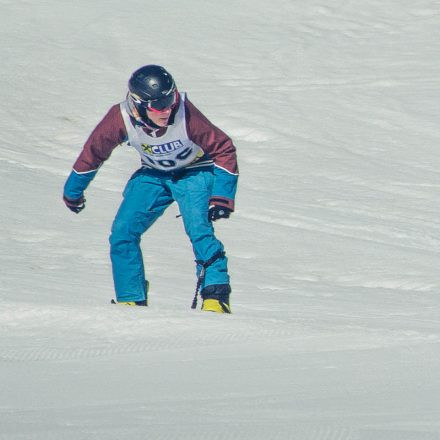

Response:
(109, 171), (173, 302)
(168, 169), (230, 290)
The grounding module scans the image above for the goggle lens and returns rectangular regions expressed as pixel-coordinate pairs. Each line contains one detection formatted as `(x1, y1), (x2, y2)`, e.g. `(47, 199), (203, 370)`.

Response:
(129, 90), (178, 114)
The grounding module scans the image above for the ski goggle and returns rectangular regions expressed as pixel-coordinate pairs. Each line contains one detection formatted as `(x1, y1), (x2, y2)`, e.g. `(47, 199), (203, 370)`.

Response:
(129, 90), (178, 113)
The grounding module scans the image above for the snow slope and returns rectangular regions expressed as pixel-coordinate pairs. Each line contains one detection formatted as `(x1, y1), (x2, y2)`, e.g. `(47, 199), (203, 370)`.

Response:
(1, 0), (440, 438)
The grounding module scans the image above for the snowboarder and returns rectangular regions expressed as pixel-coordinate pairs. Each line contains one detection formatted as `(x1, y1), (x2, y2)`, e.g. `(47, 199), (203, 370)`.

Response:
(63, 65), (238, 313)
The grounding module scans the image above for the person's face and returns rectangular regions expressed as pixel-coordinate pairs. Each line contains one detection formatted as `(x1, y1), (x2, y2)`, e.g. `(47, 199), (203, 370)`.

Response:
(146, 107), (173, 127)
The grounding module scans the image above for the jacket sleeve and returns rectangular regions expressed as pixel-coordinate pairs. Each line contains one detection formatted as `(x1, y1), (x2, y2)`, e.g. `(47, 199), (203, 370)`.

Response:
(63, 104), (127, 199)
(185, 97), (238, 211)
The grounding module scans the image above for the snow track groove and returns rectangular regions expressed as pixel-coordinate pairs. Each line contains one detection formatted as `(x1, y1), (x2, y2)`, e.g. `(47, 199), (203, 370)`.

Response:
(0, 425), (356, 440)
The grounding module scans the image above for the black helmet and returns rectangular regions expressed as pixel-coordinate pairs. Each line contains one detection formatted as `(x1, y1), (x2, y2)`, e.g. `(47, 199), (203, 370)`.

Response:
(128, 65), (177, 116)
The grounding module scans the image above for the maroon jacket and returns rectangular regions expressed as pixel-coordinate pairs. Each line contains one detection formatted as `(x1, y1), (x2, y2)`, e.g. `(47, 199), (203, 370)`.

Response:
(73, 97), (238, 175)
(67, 95), (239, 210)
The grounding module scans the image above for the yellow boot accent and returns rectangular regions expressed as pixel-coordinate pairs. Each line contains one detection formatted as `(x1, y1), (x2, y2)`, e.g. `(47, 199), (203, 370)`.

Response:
(111, 299), (147, 306)
(202, 299), (231, 314)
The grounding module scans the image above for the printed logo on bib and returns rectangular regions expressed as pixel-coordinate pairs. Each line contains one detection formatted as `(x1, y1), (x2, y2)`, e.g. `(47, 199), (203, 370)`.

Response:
(141, 140), (185, 156)
(140, 139), (195, 169)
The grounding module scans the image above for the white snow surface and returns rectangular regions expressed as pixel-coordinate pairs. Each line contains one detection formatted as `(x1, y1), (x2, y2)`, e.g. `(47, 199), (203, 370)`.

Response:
(1, 0), (440, 438)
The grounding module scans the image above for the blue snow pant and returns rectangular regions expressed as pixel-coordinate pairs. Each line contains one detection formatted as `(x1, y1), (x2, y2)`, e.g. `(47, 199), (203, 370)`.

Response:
(109, 167), (229, 302)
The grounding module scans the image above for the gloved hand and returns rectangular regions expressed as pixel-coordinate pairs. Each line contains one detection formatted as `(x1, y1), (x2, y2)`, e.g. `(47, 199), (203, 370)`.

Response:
(63, 195), (86, 214)
(208, 205), (232, 222)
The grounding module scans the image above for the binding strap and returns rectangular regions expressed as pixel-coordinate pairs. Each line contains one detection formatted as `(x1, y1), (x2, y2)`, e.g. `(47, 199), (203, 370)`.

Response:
(191, 251), (225, 309)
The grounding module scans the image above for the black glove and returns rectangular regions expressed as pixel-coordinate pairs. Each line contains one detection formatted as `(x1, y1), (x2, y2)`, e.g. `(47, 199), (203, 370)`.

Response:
(63, 195), (86, 214)
(208, 205), (232, 222)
